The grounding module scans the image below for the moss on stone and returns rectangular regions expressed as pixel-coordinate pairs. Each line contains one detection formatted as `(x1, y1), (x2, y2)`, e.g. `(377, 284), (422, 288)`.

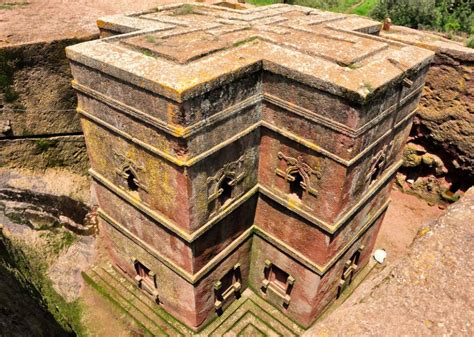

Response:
(145, 35), (156, 44)
(0, 231), (85, 335)
(233, 36), (259, 48)
(142, 49), (153, 57)
(34, 138), (57, 152)
(172, 4), (195, 16)
(0, 2), (30, 10)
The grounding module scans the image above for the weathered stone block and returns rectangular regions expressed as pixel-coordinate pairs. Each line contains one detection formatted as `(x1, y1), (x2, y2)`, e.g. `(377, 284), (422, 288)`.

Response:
(67, 3), (433, 330)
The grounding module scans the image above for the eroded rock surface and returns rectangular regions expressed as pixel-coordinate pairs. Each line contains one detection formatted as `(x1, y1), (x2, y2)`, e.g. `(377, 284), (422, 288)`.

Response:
(381, 26), (474, 203)
(306, 187), (474, 336)
(0, 168), (97, 302)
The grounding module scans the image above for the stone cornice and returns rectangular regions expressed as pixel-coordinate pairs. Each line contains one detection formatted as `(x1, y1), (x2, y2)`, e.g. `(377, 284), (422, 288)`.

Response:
(90, 158), (400, 242)
(98, 197), (389, 284)
(66, 4), (434, 103)
(76, 78), (419, 167)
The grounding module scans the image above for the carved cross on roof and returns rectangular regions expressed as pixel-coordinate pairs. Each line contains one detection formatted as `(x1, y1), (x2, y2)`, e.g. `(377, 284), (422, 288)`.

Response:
(67, 3), (434, 102)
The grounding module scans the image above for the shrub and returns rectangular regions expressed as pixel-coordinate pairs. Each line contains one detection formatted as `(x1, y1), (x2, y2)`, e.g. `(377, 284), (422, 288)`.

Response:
(466, 37), (474, 48)
(371, 0), (473, 34)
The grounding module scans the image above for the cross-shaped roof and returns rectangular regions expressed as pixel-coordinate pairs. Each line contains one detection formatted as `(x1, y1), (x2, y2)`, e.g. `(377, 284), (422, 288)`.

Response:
(66, 3), (434, 102)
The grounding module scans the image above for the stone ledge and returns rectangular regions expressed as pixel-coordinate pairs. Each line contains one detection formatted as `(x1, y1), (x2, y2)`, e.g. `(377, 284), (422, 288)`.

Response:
(85, 262), (305, 336)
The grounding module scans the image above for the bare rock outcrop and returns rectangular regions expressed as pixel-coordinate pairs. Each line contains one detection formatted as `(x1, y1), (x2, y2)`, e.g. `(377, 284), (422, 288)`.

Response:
(381, 26), (474, 203)
(306, 187), (474, 337)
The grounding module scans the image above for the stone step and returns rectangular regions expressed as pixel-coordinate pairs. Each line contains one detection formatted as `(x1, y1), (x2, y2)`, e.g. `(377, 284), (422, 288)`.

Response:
(86, 263), (306, 336)
(89, 266), (177, 336)
(98, 264), (191, 336)
(86, 268), (158, 336)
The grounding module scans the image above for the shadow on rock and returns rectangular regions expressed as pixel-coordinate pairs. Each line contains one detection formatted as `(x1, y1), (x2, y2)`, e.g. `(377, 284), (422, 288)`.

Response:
(0, 188), (97, 236)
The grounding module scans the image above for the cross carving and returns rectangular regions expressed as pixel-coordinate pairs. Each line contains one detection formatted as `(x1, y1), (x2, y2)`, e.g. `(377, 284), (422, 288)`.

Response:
(120, 4), (388, 68)
(275, 151), (321, 197)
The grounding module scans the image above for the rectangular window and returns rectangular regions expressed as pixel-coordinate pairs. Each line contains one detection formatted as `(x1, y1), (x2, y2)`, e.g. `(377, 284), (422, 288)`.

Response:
(218, 268), (236, 298)
(133, 259), (157, 298)
(261, 260), (295, 308)
(214, 264), (242, 313)
(135, 262), (153, 287)
(269, 264), (290, 293)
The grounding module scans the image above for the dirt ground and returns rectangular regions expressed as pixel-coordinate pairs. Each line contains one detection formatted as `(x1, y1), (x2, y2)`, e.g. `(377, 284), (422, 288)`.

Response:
(0, 0), (192, 46)
(374, 187), (444, 261)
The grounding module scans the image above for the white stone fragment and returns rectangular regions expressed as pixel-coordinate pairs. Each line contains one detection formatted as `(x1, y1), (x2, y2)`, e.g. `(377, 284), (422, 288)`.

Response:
(374, 249), (387, 264)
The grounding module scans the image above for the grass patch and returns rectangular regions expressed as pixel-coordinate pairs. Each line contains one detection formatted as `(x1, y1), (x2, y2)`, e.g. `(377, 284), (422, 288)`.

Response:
(245, 0), (377, 16)
(246, 0), (279, 6)
(0, 1), (29, 10)
(328, 0), (361, 13)
(172, 4), (195, 16)
(35, 138), (57, 152)
(351, 0), (377, 16)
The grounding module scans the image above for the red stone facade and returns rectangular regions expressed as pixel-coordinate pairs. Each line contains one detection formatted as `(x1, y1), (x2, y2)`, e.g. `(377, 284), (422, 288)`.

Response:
(67, 3), (433, 330)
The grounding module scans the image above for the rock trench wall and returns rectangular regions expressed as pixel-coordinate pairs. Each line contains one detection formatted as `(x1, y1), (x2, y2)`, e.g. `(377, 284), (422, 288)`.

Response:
(0, 37), (95, 174)
(383, 32), (474, 203)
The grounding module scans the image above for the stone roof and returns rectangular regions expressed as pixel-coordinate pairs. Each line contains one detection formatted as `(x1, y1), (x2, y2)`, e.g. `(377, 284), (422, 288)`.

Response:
(380, 25), (474, 62)
(66, 3), (434, 103)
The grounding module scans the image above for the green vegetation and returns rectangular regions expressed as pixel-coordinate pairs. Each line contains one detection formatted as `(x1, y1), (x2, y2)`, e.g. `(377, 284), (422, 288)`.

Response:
(246, 0), (378, 14)
(347, 62), (362, 69)
(371, 0), (473, 34)
(172, 4), (196, 16)
(40, 230), (78, 256)
(466, 36), (474, 48)
(0, 231), (85, 335)
(247, 0), (281, 5)
(352, 0), (378, 16)
(142, 49), (154, 57)
(145, 35), (156, 44)
(35, 138), (57, 152)
(0, 2), (29, 10)
(233, 36), (259, 47)
(245, 0), (473, 36)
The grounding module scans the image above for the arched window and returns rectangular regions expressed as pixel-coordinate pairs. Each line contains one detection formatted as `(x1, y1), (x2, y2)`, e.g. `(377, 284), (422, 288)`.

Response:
(125, 168), (139, 191)
(289, 172), (304, 199)
(218, 176), (234, 207)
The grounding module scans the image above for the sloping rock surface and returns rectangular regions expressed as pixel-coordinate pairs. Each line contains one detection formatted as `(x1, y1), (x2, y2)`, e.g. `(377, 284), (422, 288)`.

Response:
(306, 187), (474, 336)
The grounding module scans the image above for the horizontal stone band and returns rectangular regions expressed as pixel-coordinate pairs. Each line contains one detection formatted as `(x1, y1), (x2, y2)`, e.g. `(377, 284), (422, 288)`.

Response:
(90, 158), (400, 242)
(98, 197), (389, 284)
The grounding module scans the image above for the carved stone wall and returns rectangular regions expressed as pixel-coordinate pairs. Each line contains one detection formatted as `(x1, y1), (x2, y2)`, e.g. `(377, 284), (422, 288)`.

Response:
(0, 38), (94, 174)
(67, 3), (433, 331)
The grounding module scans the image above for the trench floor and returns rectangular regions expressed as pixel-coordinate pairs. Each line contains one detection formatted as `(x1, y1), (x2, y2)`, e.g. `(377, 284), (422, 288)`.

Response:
(83, 260), (377, 336)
